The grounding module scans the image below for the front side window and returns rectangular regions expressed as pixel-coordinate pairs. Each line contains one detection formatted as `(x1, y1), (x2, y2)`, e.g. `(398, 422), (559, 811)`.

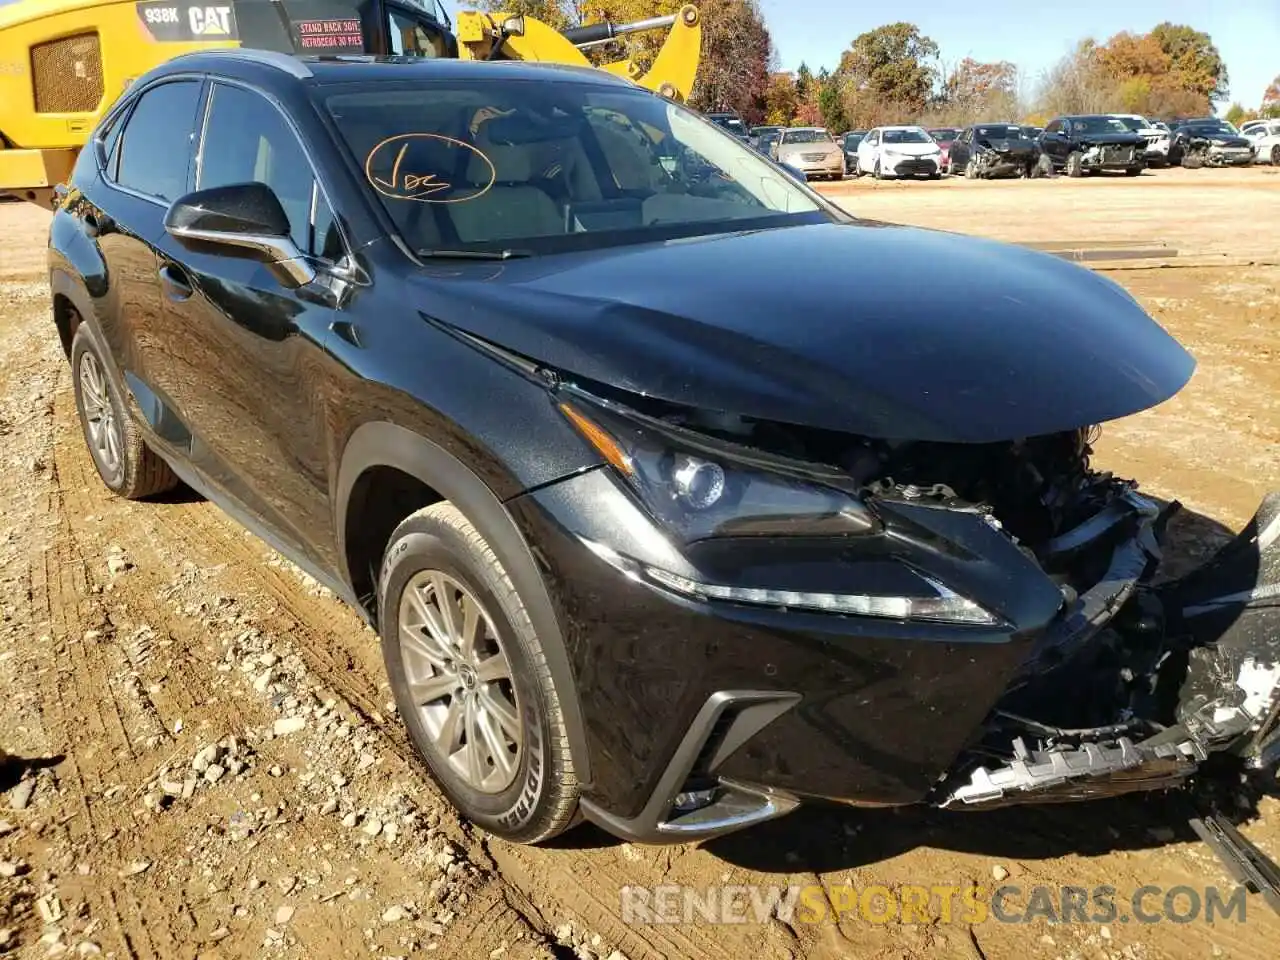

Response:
(323, 80), (831, 255)
(388, 8), (446, 57)
(116, 79), (203, 202)
(197, 82), (339, 258)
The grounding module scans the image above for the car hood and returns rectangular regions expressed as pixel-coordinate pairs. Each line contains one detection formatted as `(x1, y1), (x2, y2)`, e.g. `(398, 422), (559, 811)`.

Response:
(1079, 132), (1147, 146)
(975, 138), (1039, 155)
(777, 142), (839, 155)
(408, 222), (1196, 443)
(879, 142), (940, 156)
(1208, 136), (1251, 148)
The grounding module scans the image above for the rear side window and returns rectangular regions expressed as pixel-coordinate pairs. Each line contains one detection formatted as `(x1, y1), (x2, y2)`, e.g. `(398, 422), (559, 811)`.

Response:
(196, 82), (322, 255)
(115, 80), (203, 202)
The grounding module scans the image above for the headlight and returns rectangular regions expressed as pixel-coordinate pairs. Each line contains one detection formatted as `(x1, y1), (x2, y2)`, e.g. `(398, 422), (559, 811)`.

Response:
(558, 397), (877, 543)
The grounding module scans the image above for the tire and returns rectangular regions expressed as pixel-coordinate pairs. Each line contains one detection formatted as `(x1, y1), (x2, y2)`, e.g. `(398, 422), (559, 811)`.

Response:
(70, 321), (179, 500)
(377, 502), (580, 845)
(1066, 151), (1084, 177)
(964, 159), (978, 179)
(1271, 145), (1279, 167)
(872, 159), (882, 180)
(1125, 166), (1142, 176)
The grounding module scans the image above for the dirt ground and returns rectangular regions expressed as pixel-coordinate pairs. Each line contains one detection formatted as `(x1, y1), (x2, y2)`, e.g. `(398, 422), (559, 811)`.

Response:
(1, 165), (1279, 960)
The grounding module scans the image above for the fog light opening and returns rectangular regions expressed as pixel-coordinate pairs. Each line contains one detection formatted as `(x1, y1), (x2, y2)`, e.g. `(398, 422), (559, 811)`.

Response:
(672, 786), (718, 813)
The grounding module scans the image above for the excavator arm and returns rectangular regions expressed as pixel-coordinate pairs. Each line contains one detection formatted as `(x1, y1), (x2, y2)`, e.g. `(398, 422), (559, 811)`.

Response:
(455, 5), (701, 103)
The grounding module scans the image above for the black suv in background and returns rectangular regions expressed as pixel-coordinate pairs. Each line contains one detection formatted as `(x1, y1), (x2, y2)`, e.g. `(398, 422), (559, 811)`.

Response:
(1038, 115), (1146, 176)
(46, 49), (1280, 852)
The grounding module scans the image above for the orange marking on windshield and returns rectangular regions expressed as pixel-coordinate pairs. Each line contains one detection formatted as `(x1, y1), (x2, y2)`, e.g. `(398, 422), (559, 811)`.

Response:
(364, 133), (496, 204)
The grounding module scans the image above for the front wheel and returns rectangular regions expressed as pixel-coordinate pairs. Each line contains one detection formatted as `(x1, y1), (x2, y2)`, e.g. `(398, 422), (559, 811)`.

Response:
(378, 503), (580, 845)
(1125, 166), (1142, 176)
(1065, 151), (1084, 177)
(1271, 145), (1280, 167)
(70, 321), (178, 500)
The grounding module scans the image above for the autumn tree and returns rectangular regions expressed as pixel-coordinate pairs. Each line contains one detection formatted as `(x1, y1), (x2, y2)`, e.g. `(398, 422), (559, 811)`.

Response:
(1150, 22), (1228, 103)
(1032, 40), (1113, 117)
(1225, 103), (1259, 127)
(684, 0), (773, 124)
(761, 72), (799, 125)
(1263, 76), (1280, 119)
(934, 57), (1019, 124)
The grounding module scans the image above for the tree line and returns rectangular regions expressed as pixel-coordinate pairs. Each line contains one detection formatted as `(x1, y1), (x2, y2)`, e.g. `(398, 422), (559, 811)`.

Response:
(463, 2), (1279, 130)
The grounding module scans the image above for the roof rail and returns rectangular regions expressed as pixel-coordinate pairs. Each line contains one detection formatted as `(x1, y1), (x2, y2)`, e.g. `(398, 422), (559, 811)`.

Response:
(172, 47), (314, 79)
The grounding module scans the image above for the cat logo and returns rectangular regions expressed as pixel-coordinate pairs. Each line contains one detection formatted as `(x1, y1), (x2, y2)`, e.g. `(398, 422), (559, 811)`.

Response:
(188, 6), (233, 36)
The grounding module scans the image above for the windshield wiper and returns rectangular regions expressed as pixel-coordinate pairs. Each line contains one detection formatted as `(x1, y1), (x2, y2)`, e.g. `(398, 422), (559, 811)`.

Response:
(416, 248), (534, 261)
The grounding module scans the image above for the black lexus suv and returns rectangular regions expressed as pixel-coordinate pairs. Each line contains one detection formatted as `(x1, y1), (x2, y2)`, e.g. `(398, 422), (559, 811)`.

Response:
(48, 50), (1280, 851)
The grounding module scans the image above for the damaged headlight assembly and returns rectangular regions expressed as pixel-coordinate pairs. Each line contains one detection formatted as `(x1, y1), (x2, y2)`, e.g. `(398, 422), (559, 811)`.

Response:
(557, 392), (999, 626)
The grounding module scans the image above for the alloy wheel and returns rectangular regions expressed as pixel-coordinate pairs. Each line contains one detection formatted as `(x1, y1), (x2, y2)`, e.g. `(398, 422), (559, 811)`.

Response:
(78, 350), (121, 479)
(397, 570), (522, 794)
(1272, 145), (1279, 167)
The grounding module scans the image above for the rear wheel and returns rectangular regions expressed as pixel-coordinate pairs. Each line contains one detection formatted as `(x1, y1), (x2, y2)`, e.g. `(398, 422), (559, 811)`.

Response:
(70, 322), (178, 500)
(378, 503), (580, 844)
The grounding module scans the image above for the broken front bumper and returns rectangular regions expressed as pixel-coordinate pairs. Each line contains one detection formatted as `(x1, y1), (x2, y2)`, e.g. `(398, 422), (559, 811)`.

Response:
(935, 491), (1280, 809)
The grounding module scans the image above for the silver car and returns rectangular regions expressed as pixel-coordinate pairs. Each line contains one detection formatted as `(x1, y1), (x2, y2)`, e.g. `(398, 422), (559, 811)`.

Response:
(774, 127), (845, 180)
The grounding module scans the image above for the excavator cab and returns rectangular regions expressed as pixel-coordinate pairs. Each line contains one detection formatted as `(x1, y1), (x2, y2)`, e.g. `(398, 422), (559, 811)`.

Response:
(0, 0), (700, 205)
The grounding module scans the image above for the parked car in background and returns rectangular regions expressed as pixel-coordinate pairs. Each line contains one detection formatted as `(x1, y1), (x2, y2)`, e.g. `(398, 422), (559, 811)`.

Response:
(1038, 115), (1145, 177)
(755, 129), (781, 159)
(774, 127), (845, 180)
(1240, 119), (1269, 138)
(1110, 114), (1172, 166)
(1022, 125), (1044, 139)
(1169, 119), (1257, 167)
(749, 125), (781, 150)
(706, 112), (749, 140)
(854, 125), (943, 179)
(948, 123), (1042, 179)
(1245, 120), (1280, 165)
(838, 130), (866, 171)
(926, 127), (961, 174)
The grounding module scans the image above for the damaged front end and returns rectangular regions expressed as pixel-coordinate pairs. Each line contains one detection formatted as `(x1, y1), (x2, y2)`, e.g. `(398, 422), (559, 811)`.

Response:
(965, 140), (1040, 179)
(932, 487), (1280, 811)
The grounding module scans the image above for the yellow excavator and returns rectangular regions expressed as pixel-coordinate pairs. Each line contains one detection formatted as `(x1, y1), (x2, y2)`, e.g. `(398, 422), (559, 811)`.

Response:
(0, 0), (702, 206)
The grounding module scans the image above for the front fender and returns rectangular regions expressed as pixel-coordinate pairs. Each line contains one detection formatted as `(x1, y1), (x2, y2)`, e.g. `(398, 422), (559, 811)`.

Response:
(334, 421), (593, 785)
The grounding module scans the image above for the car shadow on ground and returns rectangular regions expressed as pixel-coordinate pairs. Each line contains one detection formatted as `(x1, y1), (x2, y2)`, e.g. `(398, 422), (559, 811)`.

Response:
(553, 496), (1280, 879)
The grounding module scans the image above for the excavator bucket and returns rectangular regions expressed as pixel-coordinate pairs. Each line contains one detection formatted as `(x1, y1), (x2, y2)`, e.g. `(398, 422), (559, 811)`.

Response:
(455, 5), (701, 103)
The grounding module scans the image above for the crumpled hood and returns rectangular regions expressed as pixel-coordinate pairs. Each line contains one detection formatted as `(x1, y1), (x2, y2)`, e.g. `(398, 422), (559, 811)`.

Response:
(975, 138), (1039, 156)
(410, 221), (1196, 443)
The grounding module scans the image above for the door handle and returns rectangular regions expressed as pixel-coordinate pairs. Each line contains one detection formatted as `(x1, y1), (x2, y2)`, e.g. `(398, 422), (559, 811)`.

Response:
(159, 264), (194, 301)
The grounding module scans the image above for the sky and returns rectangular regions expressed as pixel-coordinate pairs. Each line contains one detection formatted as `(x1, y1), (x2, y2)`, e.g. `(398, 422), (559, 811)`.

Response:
(1, 0), (1272, 109)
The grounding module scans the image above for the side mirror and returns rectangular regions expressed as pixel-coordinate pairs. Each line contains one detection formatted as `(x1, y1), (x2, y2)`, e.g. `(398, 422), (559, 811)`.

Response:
(163, 182), (316, 288)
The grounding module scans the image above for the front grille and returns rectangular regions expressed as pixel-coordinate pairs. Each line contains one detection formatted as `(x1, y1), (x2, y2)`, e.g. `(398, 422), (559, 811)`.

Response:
(801, 152), (828, 162)
(30, 32), (103, 114)
(1099, 145), (1136, 164)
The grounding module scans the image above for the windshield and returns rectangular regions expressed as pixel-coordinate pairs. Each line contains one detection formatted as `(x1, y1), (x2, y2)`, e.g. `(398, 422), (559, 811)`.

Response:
(712, 117), (746, 136)
(1183, 121), (1239, 136)
(1072, 117), (1131, 134)
(928, 128), (960, 140)
(1114, 116), (1147, 131)
(974, 125), (1029, 140)
(882, 128), (932, 144)
(779, 129), (832, 145)
(324, 81), (829, 255)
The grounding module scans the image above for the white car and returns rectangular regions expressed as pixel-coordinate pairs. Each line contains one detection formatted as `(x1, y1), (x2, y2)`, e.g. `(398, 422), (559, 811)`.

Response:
(1110, 114), (1172, 166)
(1245, 120), (1280, 165)
(854, 125), (943, 179)
(1240, 119), (1270, 138)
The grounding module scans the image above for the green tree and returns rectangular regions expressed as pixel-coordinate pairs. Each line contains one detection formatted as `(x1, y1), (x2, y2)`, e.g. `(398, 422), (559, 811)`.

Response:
(836, 22), (940, 125)
(795, 62), (814, 101)
(1149, 22), (1228, 103)
(815, 68), (848, 132)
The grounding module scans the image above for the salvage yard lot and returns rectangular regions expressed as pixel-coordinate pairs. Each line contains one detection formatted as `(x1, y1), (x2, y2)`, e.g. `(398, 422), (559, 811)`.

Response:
(1, 167), (1279, 960)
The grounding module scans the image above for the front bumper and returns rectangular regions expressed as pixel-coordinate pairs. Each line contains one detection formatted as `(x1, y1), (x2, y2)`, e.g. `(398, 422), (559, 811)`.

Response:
(885, 154), (940, 177)
(784, 153), (845, 177)
(1081, 143), (1142, 168)
(1209, 146), (1256, 166)
(508, 463), (1280, 844)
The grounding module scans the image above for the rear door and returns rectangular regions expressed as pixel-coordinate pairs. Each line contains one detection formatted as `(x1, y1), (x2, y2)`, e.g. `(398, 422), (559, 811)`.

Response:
(146, 77), (346, 570)
(77, 77), (206, 411)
